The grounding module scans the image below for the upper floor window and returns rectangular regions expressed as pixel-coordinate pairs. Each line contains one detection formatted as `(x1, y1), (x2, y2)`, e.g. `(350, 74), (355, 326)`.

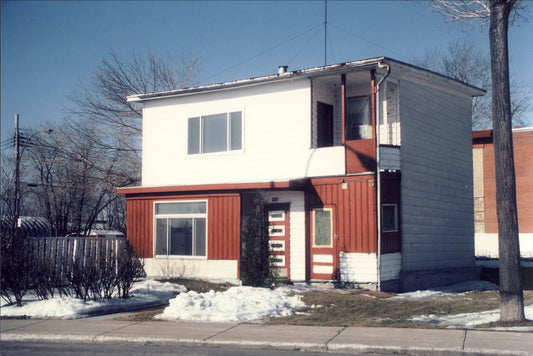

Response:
(346, 96), (371, 140)
(188, 111), (242, 154)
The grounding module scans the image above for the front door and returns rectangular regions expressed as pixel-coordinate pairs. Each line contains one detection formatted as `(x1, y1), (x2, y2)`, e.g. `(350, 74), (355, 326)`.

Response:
(267, 204), (290, 279)
(310, 205), (337, 280)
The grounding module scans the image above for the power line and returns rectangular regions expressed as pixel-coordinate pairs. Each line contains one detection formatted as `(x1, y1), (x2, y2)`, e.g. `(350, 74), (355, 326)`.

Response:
(201, 23), (323, 84)
(328, 23), (411, 62)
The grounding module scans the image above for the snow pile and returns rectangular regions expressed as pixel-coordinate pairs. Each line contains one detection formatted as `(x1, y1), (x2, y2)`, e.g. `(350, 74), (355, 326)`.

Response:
(0, 280), (186, 319)
(155, 286), (305, 323)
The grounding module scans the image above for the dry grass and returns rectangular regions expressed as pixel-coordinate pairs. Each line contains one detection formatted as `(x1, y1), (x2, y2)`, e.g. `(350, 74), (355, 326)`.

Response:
(266, 289), (533, 329)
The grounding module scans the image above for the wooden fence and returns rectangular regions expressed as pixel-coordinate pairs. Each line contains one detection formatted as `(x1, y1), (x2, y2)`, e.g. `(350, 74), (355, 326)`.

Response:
(28, 236), (128, 276)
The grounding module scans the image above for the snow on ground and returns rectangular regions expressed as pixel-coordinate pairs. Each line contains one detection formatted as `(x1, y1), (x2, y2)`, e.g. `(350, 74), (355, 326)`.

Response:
(389, 280), (498, 300)
(0, 280), (186, 319)
(1, 279), (532, 330)
(155, 286), (305, 323)
(411, 305), (533, 329)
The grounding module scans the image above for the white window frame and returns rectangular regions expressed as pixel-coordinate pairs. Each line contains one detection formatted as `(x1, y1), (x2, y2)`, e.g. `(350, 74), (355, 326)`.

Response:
(153, 200), (208, 259)
(381, 204), (399, 233)
(187, 111), (243, 155)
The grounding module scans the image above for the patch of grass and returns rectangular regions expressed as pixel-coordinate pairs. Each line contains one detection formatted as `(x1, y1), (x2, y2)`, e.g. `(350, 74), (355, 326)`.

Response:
(155, 278), (234, 293)
(266, 289), (533, 329)
(113, 306), (166, 322)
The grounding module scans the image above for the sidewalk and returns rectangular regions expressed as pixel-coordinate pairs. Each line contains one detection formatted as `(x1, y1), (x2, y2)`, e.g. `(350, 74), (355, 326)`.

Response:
(1, 318), (532, 355)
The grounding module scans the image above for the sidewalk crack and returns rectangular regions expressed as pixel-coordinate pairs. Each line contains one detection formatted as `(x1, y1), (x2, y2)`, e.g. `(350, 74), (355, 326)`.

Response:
(325, 326), (347, 348)
(202, 322), (242, 342)
(92, 321), (142, 342)
(462, 329), (468, 351)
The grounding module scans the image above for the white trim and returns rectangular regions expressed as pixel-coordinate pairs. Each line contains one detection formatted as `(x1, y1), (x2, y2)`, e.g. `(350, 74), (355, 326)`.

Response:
(313, 265), (333, 274)
(313, 254), (333, 263)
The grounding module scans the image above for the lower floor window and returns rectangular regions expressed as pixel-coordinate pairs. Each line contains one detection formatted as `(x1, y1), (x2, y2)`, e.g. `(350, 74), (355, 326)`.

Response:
(155, 201), (207, 257)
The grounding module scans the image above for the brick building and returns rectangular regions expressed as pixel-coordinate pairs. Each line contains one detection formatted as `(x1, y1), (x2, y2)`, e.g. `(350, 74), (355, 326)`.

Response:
(473, 127), (533, 258)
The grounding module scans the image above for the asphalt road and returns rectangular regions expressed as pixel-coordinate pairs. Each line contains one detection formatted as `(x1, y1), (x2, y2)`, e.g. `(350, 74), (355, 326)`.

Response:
(1, 341), (386, 356)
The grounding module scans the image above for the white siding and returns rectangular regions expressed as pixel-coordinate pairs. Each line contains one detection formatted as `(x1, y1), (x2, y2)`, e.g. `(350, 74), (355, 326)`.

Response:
(144, 258), (238, 282)
(339, 252), (377, 283)
(340, 252), (402, 283)
(476, 233), (533, 259)
(379, 81), (401, 146)
(263, 191), (306, 281)
(142, 79), (345, 187)
(399, 79), (475, 272)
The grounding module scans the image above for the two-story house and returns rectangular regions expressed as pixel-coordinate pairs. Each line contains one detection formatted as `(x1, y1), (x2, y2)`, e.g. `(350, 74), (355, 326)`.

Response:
(118, 57), (484, 291)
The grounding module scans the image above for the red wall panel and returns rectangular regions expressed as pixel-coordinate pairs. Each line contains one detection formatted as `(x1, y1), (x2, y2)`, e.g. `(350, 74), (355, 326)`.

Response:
(125, 193), (241, 260)
(309, 176), (377, 253)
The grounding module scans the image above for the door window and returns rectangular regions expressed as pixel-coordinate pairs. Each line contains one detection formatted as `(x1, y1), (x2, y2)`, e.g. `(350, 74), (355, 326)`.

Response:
(313, 208), (333, 247)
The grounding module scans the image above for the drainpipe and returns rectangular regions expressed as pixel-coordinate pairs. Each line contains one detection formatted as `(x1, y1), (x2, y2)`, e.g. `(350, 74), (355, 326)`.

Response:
(375, 61), (391, 291)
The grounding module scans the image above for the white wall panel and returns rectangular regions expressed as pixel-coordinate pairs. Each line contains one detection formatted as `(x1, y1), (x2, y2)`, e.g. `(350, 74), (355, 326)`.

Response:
(142, 79), (345, 187)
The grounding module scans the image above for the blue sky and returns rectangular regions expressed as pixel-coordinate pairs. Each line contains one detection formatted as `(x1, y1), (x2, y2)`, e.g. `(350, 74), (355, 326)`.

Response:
(2, 0), (532, 144)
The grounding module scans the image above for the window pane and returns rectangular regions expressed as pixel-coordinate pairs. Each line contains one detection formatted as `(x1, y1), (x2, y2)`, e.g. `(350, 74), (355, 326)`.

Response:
(346, 97), (371, 140)
(194, 218), (206, 256)
(155, 218), (168, 255)
(230, 112), (242, 150)
(188, 117), (200, 154)
(202, 113), (227, 153)
(155, 202), (206, 215)
(382, 205), (398, 232)
(169, 218), (192, 255)
(314, 209), (332, 246)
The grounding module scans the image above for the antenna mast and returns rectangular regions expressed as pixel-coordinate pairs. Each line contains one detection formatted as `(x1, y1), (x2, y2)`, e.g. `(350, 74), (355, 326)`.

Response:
(324, 0), (328, 66)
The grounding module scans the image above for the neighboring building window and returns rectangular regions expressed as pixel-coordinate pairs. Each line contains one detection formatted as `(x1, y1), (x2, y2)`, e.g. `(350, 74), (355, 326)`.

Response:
(346, 96), (371, 140)
(382, 204), (398, 232)
(154, 201), (207, 257)
(188, 111), (242, 154)
(313, 208), (333, 247)
(317, 102), (334, 147)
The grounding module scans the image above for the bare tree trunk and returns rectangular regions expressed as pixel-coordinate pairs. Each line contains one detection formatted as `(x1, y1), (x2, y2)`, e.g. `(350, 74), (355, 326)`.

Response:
(489, 0), (524, 322)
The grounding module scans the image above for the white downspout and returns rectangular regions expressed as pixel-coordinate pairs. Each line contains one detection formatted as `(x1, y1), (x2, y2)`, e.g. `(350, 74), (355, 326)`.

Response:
(376, 61), (391, 291)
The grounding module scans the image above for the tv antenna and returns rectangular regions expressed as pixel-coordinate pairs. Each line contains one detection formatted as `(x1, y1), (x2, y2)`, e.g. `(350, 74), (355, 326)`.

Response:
(324, 0), (328, 66)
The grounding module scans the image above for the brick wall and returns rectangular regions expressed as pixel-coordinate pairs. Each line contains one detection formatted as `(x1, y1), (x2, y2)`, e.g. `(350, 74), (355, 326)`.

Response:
(475, 128), (533, 233)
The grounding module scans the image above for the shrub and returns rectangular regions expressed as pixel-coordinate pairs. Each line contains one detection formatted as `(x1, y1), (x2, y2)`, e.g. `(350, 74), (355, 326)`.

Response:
(240, 193), (276, 287)
(0, 233), (34, 306)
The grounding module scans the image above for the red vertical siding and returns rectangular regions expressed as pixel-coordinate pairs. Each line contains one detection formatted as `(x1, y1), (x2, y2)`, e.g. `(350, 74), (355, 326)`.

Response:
(125, 193), (240, 260)
(208, 194), (241, 260)
(309, 176), (377, 253)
